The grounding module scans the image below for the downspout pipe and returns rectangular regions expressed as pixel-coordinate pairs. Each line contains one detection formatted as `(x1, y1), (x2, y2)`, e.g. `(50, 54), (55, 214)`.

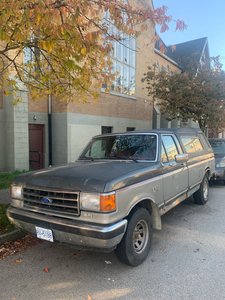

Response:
(48, 94), (52, 167)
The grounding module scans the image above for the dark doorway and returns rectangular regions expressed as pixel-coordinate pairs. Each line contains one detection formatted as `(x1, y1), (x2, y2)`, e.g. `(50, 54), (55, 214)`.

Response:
(29, 124), (44, 170)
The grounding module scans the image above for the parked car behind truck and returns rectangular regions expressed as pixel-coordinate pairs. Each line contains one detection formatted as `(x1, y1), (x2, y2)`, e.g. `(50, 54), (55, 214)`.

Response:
(208, 138), (225, 185)
(7, 128), (215, 266)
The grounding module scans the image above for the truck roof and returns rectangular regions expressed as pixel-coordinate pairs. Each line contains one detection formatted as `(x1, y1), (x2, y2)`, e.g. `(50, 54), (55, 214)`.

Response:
(95, 127), (202, 138)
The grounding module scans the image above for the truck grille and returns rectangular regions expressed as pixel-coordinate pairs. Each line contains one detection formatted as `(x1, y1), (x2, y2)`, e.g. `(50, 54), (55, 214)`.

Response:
(22, 187), (80, 218)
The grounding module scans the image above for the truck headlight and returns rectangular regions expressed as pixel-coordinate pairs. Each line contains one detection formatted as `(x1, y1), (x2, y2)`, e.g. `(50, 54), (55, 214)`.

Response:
(216, 157), (225, 168)
(80, 192), (116, 212)
(10, 185), (22, 199)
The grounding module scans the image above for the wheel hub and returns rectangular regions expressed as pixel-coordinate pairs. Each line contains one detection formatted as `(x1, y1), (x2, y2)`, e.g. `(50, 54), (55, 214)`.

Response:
(133, 220), (149, 254)
(203, 179), (208, 199)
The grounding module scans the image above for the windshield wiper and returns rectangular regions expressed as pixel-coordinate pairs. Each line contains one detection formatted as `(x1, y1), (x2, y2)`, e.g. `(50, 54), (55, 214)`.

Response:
(128, 157), (139, 163)
(79, 156), (94, 161)
(112, 155), (139, 163)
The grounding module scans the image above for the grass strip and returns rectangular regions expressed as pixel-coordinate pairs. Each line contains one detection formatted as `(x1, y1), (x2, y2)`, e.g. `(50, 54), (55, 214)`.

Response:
(0, 170), (29, 190)
(0, 203), (15, 235)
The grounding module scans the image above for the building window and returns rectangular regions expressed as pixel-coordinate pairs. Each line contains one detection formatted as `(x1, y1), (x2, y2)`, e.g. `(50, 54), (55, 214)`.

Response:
(101, 126), (113, 134)
(102, 2), (136, 97)
(161, 65), (170, 73)
(127, 127), (135, 131)
(23, 45), (43, 75)
(23, 47), (33, 64)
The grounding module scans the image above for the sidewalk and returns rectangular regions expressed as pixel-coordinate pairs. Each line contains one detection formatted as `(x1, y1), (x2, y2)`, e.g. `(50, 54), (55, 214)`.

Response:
(0, 188), (25, 245)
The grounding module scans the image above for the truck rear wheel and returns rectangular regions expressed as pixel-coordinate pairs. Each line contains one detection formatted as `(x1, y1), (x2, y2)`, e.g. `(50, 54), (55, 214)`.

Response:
(193, 174), (209, 205)
(114, 207), (152, 266)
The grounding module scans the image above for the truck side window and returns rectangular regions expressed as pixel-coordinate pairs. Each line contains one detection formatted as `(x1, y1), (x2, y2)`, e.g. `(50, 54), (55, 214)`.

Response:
(161, 143), (168, 163)
(162, 135), (179, 162)
(181, 137), (203, 153)
(173, 135), (182, 153)
(199, 133), (211, 149)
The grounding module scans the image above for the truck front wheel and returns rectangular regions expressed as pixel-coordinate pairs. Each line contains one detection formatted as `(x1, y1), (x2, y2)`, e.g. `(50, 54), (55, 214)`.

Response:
(193, 173), (209, 205)
(114, 207), (152, 266)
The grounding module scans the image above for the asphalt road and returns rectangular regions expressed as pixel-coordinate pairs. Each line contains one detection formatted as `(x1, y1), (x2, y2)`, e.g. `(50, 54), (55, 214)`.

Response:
(1, 183), (225, 300)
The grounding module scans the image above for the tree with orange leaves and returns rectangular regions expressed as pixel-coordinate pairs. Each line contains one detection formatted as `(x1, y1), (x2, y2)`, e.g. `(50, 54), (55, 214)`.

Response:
(0, 0), (186, 103)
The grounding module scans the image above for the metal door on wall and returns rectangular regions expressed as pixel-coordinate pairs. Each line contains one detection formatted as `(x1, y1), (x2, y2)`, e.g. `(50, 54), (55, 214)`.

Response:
(29, 124), (44, 170)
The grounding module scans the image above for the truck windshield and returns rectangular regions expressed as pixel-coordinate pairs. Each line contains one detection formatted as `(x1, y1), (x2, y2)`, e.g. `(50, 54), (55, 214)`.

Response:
(79, 134), (157, 161)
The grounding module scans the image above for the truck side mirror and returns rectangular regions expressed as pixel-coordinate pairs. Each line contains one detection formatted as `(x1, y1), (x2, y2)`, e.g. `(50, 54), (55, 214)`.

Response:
(175, 153), (189, 163)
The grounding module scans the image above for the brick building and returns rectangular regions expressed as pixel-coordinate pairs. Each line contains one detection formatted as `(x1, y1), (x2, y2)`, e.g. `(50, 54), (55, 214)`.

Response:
(0, 0), (214, 172)
(0, 0), (156, 172)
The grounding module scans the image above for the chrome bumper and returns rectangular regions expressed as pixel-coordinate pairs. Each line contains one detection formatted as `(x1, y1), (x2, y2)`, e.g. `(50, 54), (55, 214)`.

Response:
(7, 207), (127, 252)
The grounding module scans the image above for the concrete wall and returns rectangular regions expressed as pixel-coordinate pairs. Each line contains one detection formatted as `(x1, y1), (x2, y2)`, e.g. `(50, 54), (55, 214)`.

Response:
(52, 113), (68, 166)
(3, 89), (29, 172)
(180, 119), (199, 129)
(13, 91), (29, 171)
(0, 109), (5, 171)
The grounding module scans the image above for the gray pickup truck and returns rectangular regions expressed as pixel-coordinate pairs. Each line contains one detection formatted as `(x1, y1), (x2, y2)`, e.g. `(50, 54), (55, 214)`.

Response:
(7, 127), (215, 266)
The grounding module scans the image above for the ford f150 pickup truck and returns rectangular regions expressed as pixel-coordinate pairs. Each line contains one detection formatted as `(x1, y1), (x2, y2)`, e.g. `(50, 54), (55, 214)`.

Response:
(7, 127), (215, 266)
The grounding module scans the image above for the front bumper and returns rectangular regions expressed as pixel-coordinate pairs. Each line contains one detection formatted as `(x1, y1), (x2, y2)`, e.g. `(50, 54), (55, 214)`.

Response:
(7, 207), (127, 252)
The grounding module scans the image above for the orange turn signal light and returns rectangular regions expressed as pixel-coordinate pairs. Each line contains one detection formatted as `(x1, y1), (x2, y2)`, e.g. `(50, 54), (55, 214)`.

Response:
(100, 193), (116, 212)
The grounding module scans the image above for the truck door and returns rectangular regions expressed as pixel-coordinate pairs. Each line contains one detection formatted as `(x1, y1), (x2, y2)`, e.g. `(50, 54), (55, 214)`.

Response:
(161, 135), (189, 204)
(180, 136), (205, 188)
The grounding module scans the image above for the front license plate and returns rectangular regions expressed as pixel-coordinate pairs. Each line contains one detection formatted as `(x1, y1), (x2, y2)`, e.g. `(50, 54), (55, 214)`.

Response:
(35, 226), (54, 242)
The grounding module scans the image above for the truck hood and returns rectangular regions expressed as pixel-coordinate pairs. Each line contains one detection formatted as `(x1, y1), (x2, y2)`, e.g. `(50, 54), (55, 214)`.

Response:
(13, 160), (160, 193)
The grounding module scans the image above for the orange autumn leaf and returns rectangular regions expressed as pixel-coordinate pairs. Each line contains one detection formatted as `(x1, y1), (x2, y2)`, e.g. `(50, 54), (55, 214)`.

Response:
(43, 268), (49, 273)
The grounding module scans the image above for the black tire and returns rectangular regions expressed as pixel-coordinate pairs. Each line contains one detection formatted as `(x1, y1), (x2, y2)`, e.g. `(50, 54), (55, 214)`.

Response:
(114, 207), (152, 266)
(193, 173), (209, 205)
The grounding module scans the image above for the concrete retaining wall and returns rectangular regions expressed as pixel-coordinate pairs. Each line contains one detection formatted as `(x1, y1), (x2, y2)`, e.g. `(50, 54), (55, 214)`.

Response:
(0, 109), (5, 171)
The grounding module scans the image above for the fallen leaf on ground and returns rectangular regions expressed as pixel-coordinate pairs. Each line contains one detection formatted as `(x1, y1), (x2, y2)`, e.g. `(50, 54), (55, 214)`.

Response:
(151, 259), (156, 262)
(16, 259), (23, 263)
(0, 235), (41, 261)
(87, 295), (92, 300)
(43, 268), (49, 273)
(11, 261), (15, 265)
(160, 247), (165, 251)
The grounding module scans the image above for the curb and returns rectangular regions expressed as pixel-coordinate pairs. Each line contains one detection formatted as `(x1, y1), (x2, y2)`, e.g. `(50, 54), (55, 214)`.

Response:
(0, 229), (26, 246)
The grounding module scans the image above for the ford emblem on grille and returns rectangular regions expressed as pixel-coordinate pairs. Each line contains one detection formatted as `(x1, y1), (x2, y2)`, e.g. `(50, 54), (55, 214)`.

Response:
(41, 197), (52, 204)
